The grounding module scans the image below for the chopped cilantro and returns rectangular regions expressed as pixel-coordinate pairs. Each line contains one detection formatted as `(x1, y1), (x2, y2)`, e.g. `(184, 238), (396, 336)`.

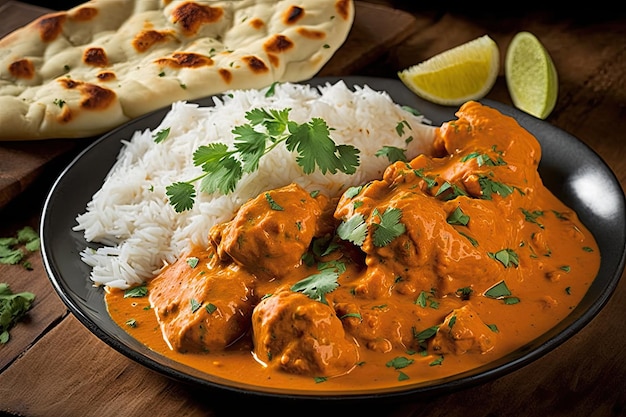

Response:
(165, 108), (360, 212)
(337, 214), (367, 246)
(124, 285), (148, 298)
(0, 283), (35, 344)
(376, 145), (407, 163)
(372, 207), (406, 247)
(152, 127), (171, 143)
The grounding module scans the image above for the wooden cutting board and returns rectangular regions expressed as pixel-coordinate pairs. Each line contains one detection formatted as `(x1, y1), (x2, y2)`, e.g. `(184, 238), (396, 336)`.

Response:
(0, 1), (418, 209)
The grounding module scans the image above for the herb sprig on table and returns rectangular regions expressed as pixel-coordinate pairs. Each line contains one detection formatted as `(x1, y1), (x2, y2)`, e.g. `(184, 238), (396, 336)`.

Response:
(161, 108), (361, 212)
(0, 283), (35, 344)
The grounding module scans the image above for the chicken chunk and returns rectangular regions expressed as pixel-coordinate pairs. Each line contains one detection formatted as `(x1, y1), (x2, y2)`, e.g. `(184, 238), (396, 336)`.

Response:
(209, 183), (330, 280)
(149, 247), (256, 353)
(252, 290), (358, 377)
(431, 304), (498, 355)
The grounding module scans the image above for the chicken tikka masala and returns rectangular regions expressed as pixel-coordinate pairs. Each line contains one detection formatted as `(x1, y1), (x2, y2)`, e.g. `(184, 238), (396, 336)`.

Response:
(106, 101), (600, 392)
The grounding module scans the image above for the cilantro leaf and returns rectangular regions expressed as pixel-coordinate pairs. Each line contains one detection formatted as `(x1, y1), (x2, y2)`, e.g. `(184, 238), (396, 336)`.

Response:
(337, 214), (367, 246)
(232, 124), (267, 173)
(479, 176), (514, 199)
(0, 283), (35, 344)
(290, 262), (342, 304)
(372, 207), (406, 247)
(165, 182), (196, 213)
(488, 249), (519, 268)
(447, 206), (470, 226)
(162, 108), (360, 211)
(376, 145), (407, 163)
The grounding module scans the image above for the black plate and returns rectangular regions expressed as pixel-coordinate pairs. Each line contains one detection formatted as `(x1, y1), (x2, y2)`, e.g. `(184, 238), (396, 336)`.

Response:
(40, 76), (626, 402)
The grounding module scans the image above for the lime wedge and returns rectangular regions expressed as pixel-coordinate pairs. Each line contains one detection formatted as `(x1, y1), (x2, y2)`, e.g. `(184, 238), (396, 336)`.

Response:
(398, 35), (500, 106)
(505, 31), (558, 119)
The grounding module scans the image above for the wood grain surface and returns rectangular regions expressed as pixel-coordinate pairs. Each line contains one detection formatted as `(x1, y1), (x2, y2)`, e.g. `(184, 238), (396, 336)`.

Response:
(1, 2), (624, 417)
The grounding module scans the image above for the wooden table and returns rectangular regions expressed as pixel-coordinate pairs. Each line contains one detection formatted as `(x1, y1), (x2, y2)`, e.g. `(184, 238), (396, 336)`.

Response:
(1, 2), (625, 416)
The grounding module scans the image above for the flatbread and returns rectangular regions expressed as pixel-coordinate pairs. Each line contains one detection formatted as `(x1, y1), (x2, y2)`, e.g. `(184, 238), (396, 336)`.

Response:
(0, 0), (354, 140)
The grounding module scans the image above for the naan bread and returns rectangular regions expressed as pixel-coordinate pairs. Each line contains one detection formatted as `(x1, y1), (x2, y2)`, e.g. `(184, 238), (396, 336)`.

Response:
(0, 0), (354, 140)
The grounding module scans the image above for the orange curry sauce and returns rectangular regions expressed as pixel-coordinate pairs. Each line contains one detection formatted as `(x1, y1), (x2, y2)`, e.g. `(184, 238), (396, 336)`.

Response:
(105, 101), (600, 393)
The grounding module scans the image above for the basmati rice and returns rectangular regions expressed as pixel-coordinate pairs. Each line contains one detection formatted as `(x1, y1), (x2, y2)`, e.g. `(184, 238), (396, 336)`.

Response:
(73, 80), (436, 289)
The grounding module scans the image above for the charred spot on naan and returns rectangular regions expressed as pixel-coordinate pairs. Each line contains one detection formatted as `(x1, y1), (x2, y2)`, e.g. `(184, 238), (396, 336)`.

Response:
(297, 28), (326, 41)
(155, 52), (214, 69)
(96, 71), (116, 82)
(171, 2), (224, 37)
(248, 18), (265, 30)
(133, 29), (176, 53)
(264, 35), (294, 67)
(56, 78), (117, 123)
(9, 59), (35, 79)
(70, 6), (98, 21)
(242, 56), (269, 74)
(335, 0), (352, 20)
(36, 12), (66, 42)
(83, 47), (108, 67)
(284, 6), (305, 25)
(219, 68), (232, 84)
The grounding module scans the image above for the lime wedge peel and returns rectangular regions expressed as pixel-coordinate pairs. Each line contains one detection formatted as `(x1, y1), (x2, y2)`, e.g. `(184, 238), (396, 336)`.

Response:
(505, 31), (558, 119)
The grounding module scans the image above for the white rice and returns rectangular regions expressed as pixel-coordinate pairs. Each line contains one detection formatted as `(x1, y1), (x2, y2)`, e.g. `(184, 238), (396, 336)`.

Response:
(73, 80), (436, 289)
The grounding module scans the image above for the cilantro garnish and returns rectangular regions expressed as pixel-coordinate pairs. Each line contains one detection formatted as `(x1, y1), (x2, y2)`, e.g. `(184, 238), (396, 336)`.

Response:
(478, 175), (514, 199)
(264, 192), (284, 211)
(371, 207), (406, 247)
(165, 108), (360, 212)
(447, 206), (469, 226)
(290, 261), (344, 304)
(152, 127), (170, 143)
(521, 208), (545, 228)
(0, 283), (35, 344)
(484, 280), (520, 304)
(386, 356), (414, 369)
(376, 145), (407, 163)
(0, 226), (40, 269)
(488, 248), (519, 268)
(337, 214), (367, 246)
(124, 285), (148, 298)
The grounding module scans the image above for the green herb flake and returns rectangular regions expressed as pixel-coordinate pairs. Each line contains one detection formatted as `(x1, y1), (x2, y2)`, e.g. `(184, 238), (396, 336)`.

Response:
(124, 285), (148, 298)
(314, 376), (327, 383)
(264, 192), (284, 211)
(153, 127), (171, 143)
(186, 257), (199, 268)
(397, 371), (410, 381)
(386, 356), (414, 370)
(395, 119), (412, 136)
(337, 214), (367, 247)
(0, 283), (35, 344)
(488, 249), (519, 268)
(560, 265), (571, 273)
(0, 226), (40, 268)
(429, 356), (444, 366)
(290, 262), (343, 304)
(479, 176), (514, 200)
(372, 207), (406, 247)
(447, 206), (470, 226)
(376, 145), (407, 163)
(190, 299), (202, 313)
(521, 209), (544, 228)
(484, 280), (512, 298)
(205, 303), (217, 314)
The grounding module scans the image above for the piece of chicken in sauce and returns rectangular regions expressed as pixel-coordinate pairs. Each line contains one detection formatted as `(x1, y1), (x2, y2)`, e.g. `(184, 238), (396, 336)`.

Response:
(209, 183), (333, 280)
(252, 289), (359, 377)
(149, 246), (256, 353)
